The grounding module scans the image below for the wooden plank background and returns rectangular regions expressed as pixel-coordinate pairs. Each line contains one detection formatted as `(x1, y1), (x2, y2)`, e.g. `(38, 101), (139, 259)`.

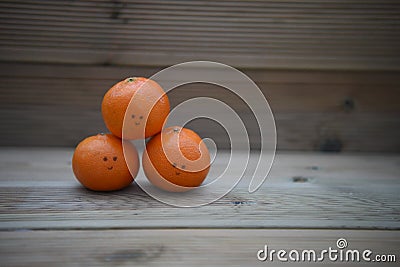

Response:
(0, 0), (399, 151)
(1, 2), (400, 265)
(0, 62), (399, 151)
(0, 0), (399, 69)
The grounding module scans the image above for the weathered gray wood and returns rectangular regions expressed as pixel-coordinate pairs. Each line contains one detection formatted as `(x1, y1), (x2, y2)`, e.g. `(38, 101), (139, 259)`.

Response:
(3, 62), (400, 83)
(0, 229), (399, 267)
(0, 149), (399, 230)
(0, 0), (399, 70)
(1, 63), (399, 151)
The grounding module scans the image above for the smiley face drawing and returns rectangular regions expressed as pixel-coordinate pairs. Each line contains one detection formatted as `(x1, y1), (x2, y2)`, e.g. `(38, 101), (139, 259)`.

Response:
(130, 114), (144, 127)
(171, 162), (186, 176)
(102, 77), (170, 140)
(142, 127), (211, 192)
(102, 155), (118, 170)
(72, 134), (139, 191)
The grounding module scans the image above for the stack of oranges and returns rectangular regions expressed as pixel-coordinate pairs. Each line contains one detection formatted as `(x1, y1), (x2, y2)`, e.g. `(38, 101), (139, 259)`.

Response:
(72, 77), (210, 192)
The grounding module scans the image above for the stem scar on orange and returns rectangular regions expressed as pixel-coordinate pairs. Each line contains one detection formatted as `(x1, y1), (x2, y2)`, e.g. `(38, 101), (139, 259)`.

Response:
(101, 77), (170, 140)
(72, 133), (139, 191)
(142, 126), (211, 192)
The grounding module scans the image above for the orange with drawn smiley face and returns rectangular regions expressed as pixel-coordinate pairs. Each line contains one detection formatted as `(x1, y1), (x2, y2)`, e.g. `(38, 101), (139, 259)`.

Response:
(142, 127), (210, 192)
(72, 133), (139, 191)
(102, 77), (170, 140)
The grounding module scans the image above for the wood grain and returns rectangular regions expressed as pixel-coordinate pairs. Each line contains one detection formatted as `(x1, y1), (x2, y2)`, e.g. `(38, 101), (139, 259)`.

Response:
(1, 63), (399, 151)
(1, 3), (400, 265)
(0, 149), (399, 230)
(0, 0), (399, 70)
(0, 229), (399, 267)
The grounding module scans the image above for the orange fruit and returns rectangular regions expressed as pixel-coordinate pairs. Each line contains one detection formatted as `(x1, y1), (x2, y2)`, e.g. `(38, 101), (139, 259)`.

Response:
(72, 133), (139, 191)
(101, 77), (170, 140)
(142, 126), (210, 192)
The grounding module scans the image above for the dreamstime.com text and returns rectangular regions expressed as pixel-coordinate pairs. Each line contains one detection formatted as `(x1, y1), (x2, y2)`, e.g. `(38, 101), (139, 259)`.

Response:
(257, 238), (397, 263)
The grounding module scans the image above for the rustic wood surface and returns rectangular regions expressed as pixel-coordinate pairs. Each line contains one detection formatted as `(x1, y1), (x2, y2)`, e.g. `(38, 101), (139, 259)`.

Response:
(0, 229), (399, 267)
(1, 1), (399, 265)
(0, 149), (399, 230)
(0, 148), (399, 266)
(1, 0), (399, 70)
(1, 62), (399, 151)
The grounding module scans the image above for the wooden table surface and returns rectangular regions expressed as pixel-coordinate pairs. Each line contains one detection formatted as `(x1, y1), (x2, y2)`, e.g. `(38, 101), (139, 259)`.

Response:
(0, 148), (399, 266)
